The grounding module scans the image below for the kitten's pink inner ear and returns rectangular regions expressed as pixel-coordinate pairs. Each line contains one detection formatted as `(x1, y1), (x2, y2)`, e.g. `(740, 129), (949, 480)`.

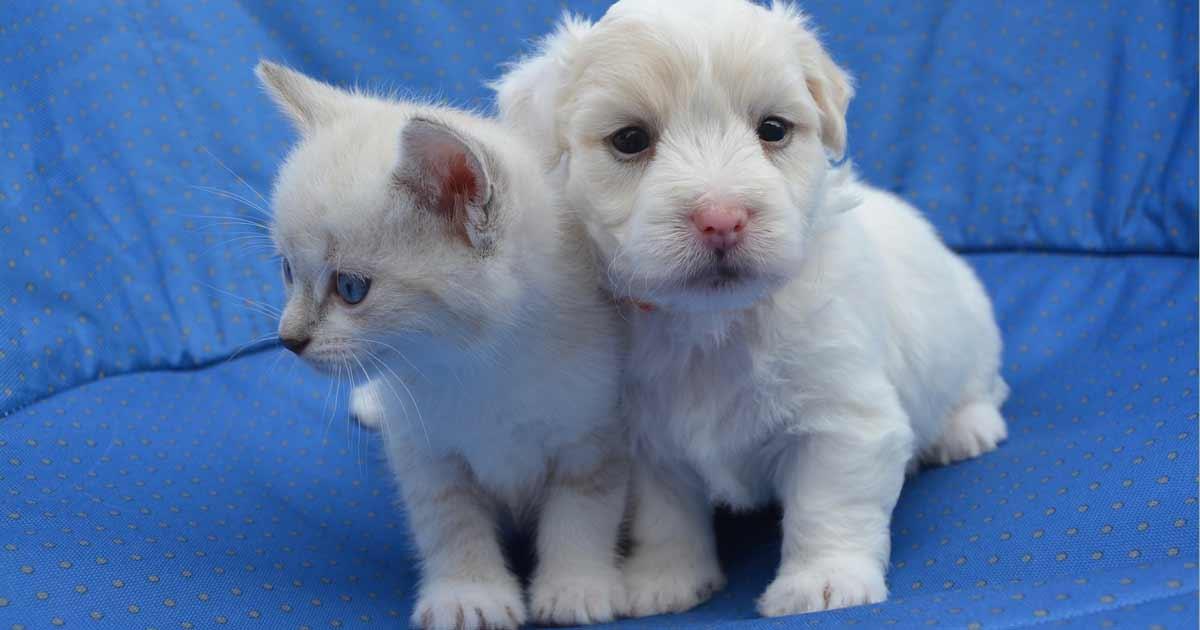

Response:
(399, 120), (491, 248)
(436, 151), (482, 216)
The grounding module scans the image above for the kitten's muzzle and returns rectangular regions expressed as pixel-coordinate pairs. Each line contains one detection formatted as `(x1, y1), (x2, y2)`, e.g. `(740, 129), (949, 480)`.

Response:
(280, 335), (311, 355)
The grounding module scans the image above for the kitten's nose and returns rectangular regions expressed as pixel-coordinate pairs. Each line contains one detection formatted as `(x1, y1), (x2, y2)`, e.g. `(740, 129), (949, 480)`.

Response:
(691, 203), (749, 252)
(280, 335), (311, 355)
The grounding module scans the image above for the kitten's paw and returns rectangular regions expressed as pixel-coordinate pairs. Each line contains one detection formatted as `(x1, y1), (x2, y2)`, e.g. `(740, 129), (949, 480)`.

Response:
(529, 568), (626, 626)
(622, 549), (726, 617)
(349, 384), (384, 429)
(412, 579), (526, 630)
(923, 402), (1007, 466)
(756, 556), (887, 617)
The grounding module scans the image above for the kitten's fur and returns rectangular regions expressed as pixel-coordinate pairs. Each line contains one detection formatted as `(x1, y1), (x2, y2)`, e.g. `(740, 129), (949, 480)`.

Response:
(257, 61), (629, 629)
(494, 0), (1008, 618)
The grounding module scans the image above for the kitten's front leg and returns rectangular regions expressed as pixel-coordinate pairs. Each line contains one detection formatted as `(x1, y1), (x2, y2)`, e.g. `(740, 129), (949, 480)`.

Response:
(529, 441), (630, 626)
(757, 403), (914, 617)
(349, 382), (384, 429)
(396, 452), (524, 630)
(621, 457), (726, 617)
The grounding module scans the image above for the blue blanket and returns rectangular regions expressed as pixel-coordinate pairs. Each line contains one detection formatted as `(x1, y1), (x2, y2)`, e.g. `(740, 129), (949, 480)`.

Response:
(1, 1), (1196, 628)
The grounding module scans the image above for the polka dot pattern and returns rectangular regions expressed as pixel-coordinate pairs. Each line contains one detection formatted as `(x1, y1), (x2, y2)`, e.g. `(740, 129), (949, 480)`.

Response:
(2, 255), (1193, 628)
(0, 1), (1195, 629)
(2, 352), (416, 629)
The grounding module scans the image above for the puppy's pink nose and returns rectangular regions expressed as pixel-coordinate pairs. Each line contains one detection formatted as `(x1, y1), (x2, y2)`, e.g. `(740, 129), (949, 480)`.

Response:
(691, 204), (749, 251)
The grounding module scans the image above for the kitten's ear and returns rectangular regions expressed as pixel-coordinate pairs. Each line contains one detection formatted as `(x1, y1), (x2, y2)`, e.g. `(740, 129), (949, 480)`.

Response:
(255, 60), (350, 135)
(395, 118), (497, 252)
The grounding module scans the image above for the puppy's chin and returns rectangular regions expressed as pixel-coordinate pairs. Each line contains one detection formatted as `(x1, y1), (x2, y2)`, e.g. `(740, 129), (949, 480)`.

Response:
(624, 271), (784, 314)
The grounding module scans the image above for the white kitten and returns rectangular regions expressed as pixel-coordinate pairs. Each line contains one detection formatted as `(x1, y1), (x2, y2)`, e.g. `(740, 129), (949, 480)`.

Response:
(495, 0), (1008, 618)
(257, 61), (629, 629)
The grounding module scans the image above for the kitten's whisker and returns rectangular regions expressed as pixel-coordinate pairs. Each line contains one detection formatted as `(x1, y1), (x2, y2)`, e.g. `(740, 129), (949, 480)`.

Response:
(198, 233), (276, 254)
(264, 348), (290, 384)
(199, 282), (282, 318)
(318, 361), (337, 446)
(358, 338), (430, 383)
(284, 347), (299, 381)
(349, 355), (378, 480)
(189, 184), (269, 216)
(365, 350), (431, 450)
(358, 365), (400, 461)
(195, 240), (278, 265)
(179, 212), (271, 231)
(202, 231), (275, 244)
(225, 332), (279, 364)
(219, 298), (279, 321)
(322, 360), (346, 447)
(333, 360), (346, 439)
(361, 357), (412, 444)
(340, 359), (355, 462)
(239, 303), (281, 321)
(197, 146), (271, 211)
(187, 220), (263, 234)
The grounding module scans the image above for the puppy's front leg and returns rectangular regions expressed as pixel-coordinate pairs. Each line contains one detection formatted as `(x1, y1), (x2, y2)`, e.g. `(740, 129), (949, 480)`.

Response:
(529, 443), (629, 626)
(397, 453), (525, 630)
(622, 457), (726, 617)
(758, 408), (914, 617)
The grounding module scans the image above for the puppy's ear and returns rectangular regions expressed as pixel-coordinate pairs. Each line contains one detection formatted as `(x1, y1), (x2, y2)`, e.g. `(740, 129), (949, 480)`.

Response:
(773, 4), (855, 159)
(395, 118), (498, 253)
(490, 14), (592, 166)
(256, 60), (352, 135)
(808, 47), (854, 159)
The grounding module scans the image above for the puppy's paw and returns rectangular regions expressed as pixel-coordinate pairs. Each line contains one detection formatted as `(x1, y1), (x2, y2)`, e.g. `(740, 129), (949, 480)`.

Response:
(412, 579), (526, 630)
(529, 568), (626, 626)
(349, 384), (384, 429)
(622, 549), (726, 617)
(756, 556), (887, 617)
(923, 402), (1007, 466)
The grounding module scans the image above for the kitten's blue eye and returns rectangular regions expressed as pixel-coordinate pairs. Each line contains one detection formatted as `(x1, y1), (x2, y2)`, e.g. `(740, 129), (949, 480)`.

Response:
(281, 259), (293, 285)
(335, 272), (371, 305)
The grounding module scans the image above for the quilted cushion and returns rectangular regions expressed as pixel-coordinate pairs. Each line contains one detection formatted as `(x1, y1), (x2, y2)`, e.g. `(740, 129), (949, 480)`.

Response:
(0, 0), (1196, 629)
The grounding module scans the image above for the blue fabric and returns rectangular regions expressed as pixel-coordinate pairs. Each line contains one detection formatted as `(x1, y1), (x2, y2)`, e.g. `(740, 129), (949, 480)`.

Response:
(2, 254), (1195, 629)
(1, 1), (1196, 629)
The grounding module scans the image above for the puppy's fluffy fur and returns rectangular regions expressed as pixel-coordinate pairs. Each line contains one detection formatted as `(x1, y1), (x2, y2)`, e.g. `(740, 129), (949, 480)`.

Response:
(258, 62), (629, 629)
(495, 0), (1008, 617)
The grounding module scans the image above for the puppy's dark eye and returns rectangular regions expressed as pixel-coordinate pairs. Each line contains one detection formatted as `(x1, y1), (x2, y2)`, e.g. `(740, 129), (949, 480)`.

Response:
(756, 117), (792, 143)
(282, 259), (293, 285)
(610, 126), (651, 156)
(335, 272), (371, 305)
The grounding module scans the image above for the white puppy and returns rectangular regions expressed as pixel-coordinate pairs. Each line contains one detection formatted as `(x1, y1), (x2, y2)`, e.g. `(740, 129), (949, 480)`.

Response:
(494, 0), (1009, 618)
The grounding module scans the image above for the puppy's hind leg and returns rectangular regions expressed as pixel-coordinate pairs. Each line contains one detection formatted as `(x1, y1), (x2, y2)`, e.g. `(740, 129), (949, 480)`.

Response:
(921, 401), (1008, 467)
